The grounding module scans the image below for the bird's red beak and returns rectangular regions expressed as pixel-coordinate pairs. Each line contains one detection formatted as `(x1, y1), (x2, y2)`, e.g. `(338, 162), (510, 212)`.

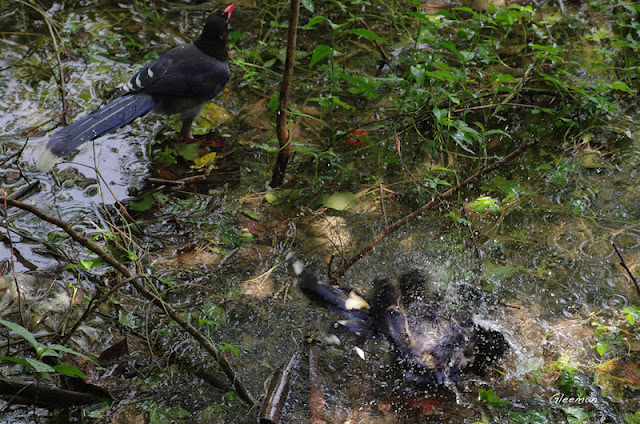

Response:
(224, 4), (234, 19)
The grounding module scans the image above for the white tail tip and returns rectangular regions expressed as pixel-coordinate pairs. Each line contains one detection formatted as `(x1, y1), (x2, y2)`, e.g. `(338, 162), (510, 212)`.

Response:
(37, 148), (59, 172)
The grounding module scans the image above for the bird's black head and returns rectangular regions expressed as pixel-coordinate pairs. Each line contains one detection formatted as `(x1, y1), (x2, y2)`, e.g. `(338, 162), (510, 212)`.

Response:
(195, 4), (234, 60)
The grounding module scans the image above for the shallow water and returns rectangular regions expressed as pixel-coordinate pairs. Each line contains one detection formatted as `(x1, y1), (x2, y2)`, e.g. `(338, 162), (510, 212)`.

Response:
(1, 1), (640, 423)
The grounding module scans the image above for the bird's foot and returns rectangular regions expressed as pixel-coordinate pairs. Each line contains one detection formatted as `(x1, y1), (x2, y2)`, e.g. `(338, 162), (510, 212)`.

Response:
(201, 137), (225, 146)
(179, 133), (224, 147)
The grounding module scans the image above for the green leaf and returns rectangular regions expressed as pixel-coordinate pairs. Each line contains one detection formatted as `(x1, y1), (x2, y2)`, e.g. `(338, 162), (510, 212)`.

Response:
(438, 40), (464, 61)
(25, 357), (57, 373)
(322, 192), (358, 210)
(53, 363), (86, 379)
(268, 91), (280, 113)
(0, 320), (42, 353)
(140, 10), (160, 25)
(338, 73), (376, 97)
(80, 257), (107, 270)
(329, 95), (353, 110)
(301, 0), (314, 12)
(174, 143), (200, 161)
(468, 196), (499, 214)
(1, 356), (30, 367)
(129, 193), (156, 212)
(39, 348), (62, 359)
(433, 108), (449, 124)
(478, 388), (509, 408)
(596, 341), (610, 356)
(411, 65), (426, 86)
(219, 342), (242, 356)
(1, 356), (56, 373)
(118, 310), (138, 329)
(563, 405), (592, 424)
(309, 44), (332, 68)
(611, 81), (635, 93)
(46, 344), (95, 363)
(494, 73), (518, 84)
(301, 16), (341, 30)
(302, 16), (326, 29)
(342, 28), (386, 43)
(623, 307), (640, 325)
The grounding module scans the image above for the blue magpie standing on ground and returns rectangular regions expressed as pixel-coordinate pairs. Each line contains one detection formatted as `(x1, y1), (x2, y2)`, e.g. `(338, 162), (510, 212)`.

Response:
(38, 4), (234, 171)
(293, 261), (509, 386)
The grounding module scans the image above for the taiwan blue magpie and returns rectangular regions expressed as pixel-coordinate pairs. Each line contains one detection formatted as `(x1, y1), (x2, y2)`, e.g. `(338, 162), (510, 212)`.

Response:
(293, 262), (509, 386)
(38, 4), (234, 171)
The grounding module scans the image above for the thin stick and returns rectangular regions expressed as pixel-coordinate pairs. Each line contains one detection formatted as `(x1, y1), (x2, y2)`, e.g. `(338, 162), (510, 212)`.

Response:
(15, 0), (68, 124)
(328, 140), (538, 283)
(462, 205), (482, 260)
(271, 0), (300, 188)
(612, 242), (640, 297)
(5, 199), (255, 407)
(357, 18), (389, 61)
(59, 277), (132, 346)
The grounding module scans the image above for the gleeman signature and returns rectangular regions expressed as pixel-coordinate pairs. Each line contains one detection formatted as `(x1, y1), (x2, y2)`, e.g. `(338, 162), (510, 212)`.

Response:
(550, 393), (597, 404)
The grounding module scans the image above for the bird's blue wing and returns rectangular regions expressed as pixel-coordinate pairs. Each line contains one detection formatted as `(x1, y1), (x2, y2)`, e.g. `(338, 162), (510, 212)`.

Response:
(115, 45), (230, 101)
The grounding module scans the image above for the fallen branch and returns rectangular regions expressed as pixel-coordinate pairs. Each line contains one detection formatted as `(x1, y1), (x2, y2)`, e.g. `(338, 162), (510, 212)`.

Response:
(328, 140), (539, 283)
(260, 351), (299, 423)
(0, 378), (106, 407)
(308, 342), (326, 424)
(5, 198), (255, 407)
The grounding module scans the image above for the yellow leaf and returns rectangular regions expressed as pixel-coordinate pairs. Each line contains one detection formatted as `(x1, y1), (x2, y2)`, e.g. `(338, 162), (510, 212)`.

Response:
(191, 152), (217, 170)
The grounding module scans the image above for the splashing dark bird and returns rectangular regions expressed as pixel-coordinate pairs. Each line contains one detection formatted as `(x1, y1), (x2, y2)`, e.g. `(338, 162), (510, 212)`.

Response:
(294, 262), (508, 385)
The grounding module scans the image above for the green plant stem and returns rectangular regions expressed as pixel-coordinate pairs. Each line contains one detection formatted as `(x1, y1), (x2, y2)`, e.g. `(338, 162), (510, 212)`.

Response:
(16, 0), (67, 124)
(58, 277), (132, 346)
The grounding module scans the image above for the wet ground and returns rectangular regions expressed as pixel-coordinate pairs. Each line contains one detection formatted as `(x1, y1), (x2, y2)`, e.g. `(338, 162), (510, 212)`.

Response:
(1, 0), (640, 422)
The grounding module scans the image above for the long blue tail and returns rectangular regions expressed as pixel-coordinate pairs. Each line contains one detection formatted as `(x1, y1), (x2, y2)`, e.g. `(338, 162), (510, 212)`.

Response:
(38, 93), (157, 170)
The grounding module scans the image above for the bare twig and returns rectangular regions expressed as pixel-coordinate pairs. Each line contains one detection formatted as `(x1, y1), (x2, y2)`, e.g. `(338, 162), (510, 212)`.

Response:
(356, 18), (389, 61)
(271, 0), (300, 188)
(489, 61), (536, 121)
(7, 181), (40, 202)
(16, 0), (68, 124)
(394, 131), (421, 185)
(59, 277), (132, 346)
(379, 183), (388, 227)
(598, 1), (640, 14)
(462, 204), (483, 260)
(328, 140), (538, 283)
(612, 242), (640, 297)
(2, 191), (24, 324)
